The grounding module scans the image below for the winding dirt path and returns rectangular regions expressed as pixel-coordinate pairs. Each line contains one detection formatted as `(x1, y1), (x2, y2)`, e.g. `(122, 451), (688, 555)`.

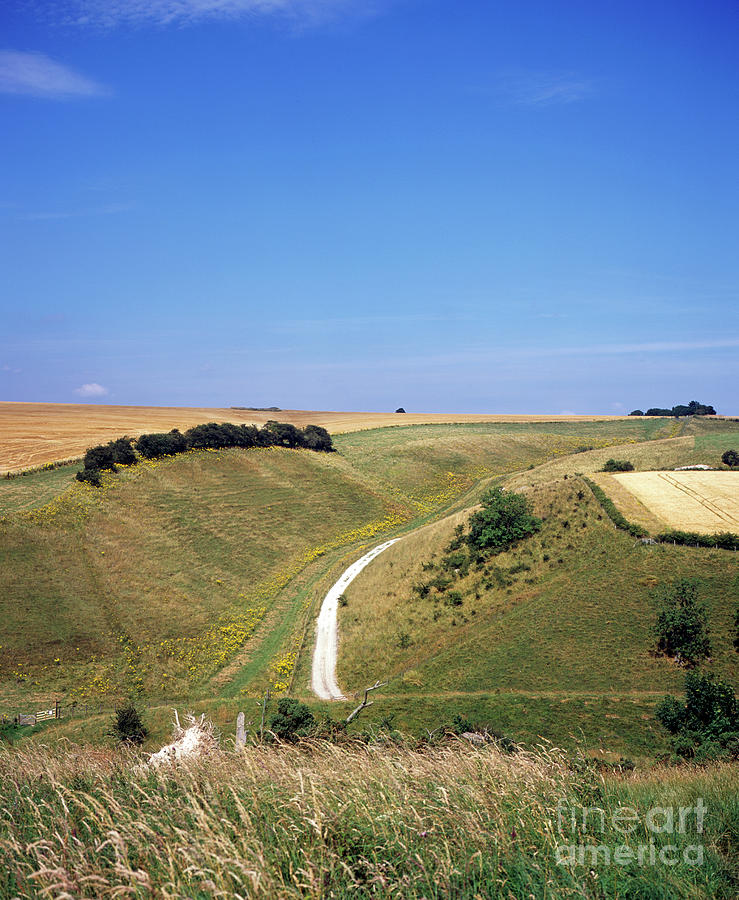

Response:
(311, 539), (399, 700)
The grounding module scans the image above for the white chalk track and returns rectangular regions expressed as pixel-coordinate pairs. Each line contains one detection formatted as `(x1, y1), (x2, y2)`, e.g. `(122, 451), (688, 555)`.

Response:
(311, 539), (399, 700)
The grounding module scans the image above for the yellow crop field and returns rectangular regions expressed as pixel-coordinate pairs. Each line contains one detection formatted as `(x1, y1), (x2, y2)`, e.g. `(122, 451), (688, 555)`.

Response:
(612, 471), (739, 533)
(0, 402), (625, 473)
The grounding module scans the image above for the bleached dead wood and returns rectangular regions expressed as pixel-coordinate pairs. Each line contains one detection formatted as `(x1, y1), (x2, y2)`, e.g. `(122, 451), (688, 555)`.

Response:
(345, 680), (387, 724)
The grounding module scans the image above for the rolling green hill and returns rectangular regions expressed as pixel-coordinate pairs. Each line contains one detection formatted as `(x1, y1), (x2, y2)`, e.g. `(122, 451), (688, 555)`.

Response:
(1, 416), (737, 756)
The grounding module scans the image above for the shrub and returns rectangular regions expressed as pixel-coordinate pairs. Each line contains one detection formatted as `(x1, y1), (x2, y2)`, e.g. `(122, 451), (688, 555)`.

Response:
(83, 444), (117, 473)
(722, 449), (739, 468)
(108, 703), (148, 746)
(601, 458), (634, 472)
(136, 429), (188, 459)
(300, 424), (333, 452)
(269, 698), (315, 742)
(656, 672), (738, 759)
(466, 487), (542, 554)
(76, 466), (102, 486)
(654, 579), (711, 666)
(628, 409), (644, 416)
(109, 437), (138, 465)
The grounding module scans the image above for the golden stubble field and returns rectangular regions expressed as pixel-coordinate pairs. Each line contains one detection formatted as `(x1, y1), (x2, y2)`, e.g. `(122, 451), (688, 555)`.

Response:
(0, 402), (626, 473)
(612, 470), (739, 534)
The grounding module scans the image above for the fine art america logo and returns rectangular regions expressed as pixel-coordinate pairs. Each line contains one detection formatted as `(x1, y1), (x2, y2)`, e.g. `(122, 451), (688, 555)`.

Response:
(555, 799), (706, 867)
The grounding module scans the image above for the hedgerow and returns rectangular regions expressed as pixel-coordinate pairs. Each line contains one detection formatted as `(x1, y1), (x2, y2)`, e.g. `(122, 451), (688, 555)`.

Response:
(581, 476), (646, 537)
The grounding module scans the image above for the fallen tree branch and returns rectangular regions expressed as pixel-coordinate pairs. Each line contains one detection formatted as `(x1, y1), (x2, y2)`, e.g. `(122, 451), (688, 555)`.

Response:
(345, 680), (387, 724)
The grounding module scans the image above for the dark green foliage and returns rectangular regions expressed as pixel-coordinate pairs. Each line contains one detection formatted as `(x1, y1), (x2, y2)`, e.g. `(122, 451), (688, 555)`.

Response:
(445, 591), (463, 607)
(722, 449), (739, 467)
(466, 487), (542, 554)
(269, 698), (315, 741)
(77, 437), (136, 484)
(656, 672), (738, 759)
(136, 429), (188, 459)
(76, 466), (101, 486)
(450, 713), (474, 734)
(109, 437), (138, 466)
(644, 400), (716, 417)
(601, 458), (634, 472)
(395, 407), (406, 413)
(300, 424), (333, 452)
(628, 409), (644, 416)
(581, 476), (646, 537)
(655, 530), (739, 551)
(77, 422), (334, 485)
(108, 703), (148, 745)
(0, 722), (20, 745)
(654, 579), (711, 665)
(83, 444), (117, 472)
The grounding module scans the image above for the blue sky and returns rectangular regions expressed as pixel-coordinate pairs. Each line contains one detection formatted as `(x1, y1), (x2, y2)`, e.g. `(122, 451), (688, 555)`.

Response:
(1, 0), (737, 413)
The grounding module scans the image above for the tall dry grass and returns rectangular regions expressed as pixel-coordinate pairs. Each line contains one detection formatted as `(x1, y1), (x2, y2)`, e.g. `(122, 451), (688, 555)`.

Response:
(1, 739), (735, 898)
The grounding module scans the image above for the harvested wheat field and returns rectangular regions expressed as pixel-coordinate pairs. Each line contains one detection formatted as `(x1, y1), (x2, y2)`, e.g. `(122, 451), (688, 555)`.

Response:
(612, 471), (739, 534)
(0, 402), (624, 473)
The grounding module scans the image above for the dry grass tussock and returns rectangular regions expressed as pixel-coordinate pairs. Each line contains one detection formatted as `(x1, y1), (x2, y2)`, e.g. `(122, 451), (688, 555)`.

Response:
(1, 739), (736, 898)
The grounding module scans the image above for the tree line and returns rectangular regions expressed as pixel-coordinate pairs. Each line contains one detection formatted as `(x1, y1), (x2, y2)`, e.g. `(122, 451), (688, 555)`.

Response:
(629, 400), (716, 417)
(77, 421), (333, 485)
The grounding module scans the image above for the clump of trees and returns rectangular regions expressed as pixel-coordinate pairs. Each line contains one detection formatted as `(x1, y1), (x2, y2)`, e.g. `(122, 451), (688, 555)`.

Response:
(601, 458), (634, 472)
(722, 449), (739, 468)
(654, 578), (711, 666)
(630, 400), (716, 417)
(76, 421), (334, 485)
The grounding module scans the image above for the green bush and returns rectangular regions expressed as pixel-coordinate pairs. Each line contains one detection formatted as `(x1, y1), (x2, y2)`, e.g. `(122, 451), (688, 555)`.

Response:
(653, 579), (711, 665)
(465, 487), (542, 554)
(75, 466), (102, 486)
(601, 458), (634, 472)
(722, 449), (739, 467)
(656, 672), (738, 760)
(269, 698), (315, 742)
(108, 703), (148, 746)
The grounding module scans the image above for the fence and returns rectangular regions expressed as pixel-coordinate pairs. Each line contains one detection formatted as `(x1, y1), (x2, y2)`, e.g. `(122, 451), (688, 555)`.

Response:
(3, 700), (125, 727)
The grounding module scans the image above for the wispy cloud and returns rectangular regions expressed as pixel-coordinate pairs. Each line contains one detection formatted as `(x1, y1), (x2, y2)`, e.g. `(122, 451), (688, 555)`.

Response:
(497, 70), (593, 106)
(75, 382), (109, 397)
(0, 50), (108, 99)
(62, 0), (365, 27)
(23, 202), (132, 221)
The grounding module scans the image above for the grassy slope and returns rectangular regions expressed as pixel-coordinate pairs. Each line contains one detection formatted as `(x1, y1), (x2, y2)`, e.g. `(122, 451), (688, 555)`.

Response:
(0, 464), (78, 514)
(322, 423), (738, 756)
(0, 448), (398, 704)
(1, 417), (737, 756)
